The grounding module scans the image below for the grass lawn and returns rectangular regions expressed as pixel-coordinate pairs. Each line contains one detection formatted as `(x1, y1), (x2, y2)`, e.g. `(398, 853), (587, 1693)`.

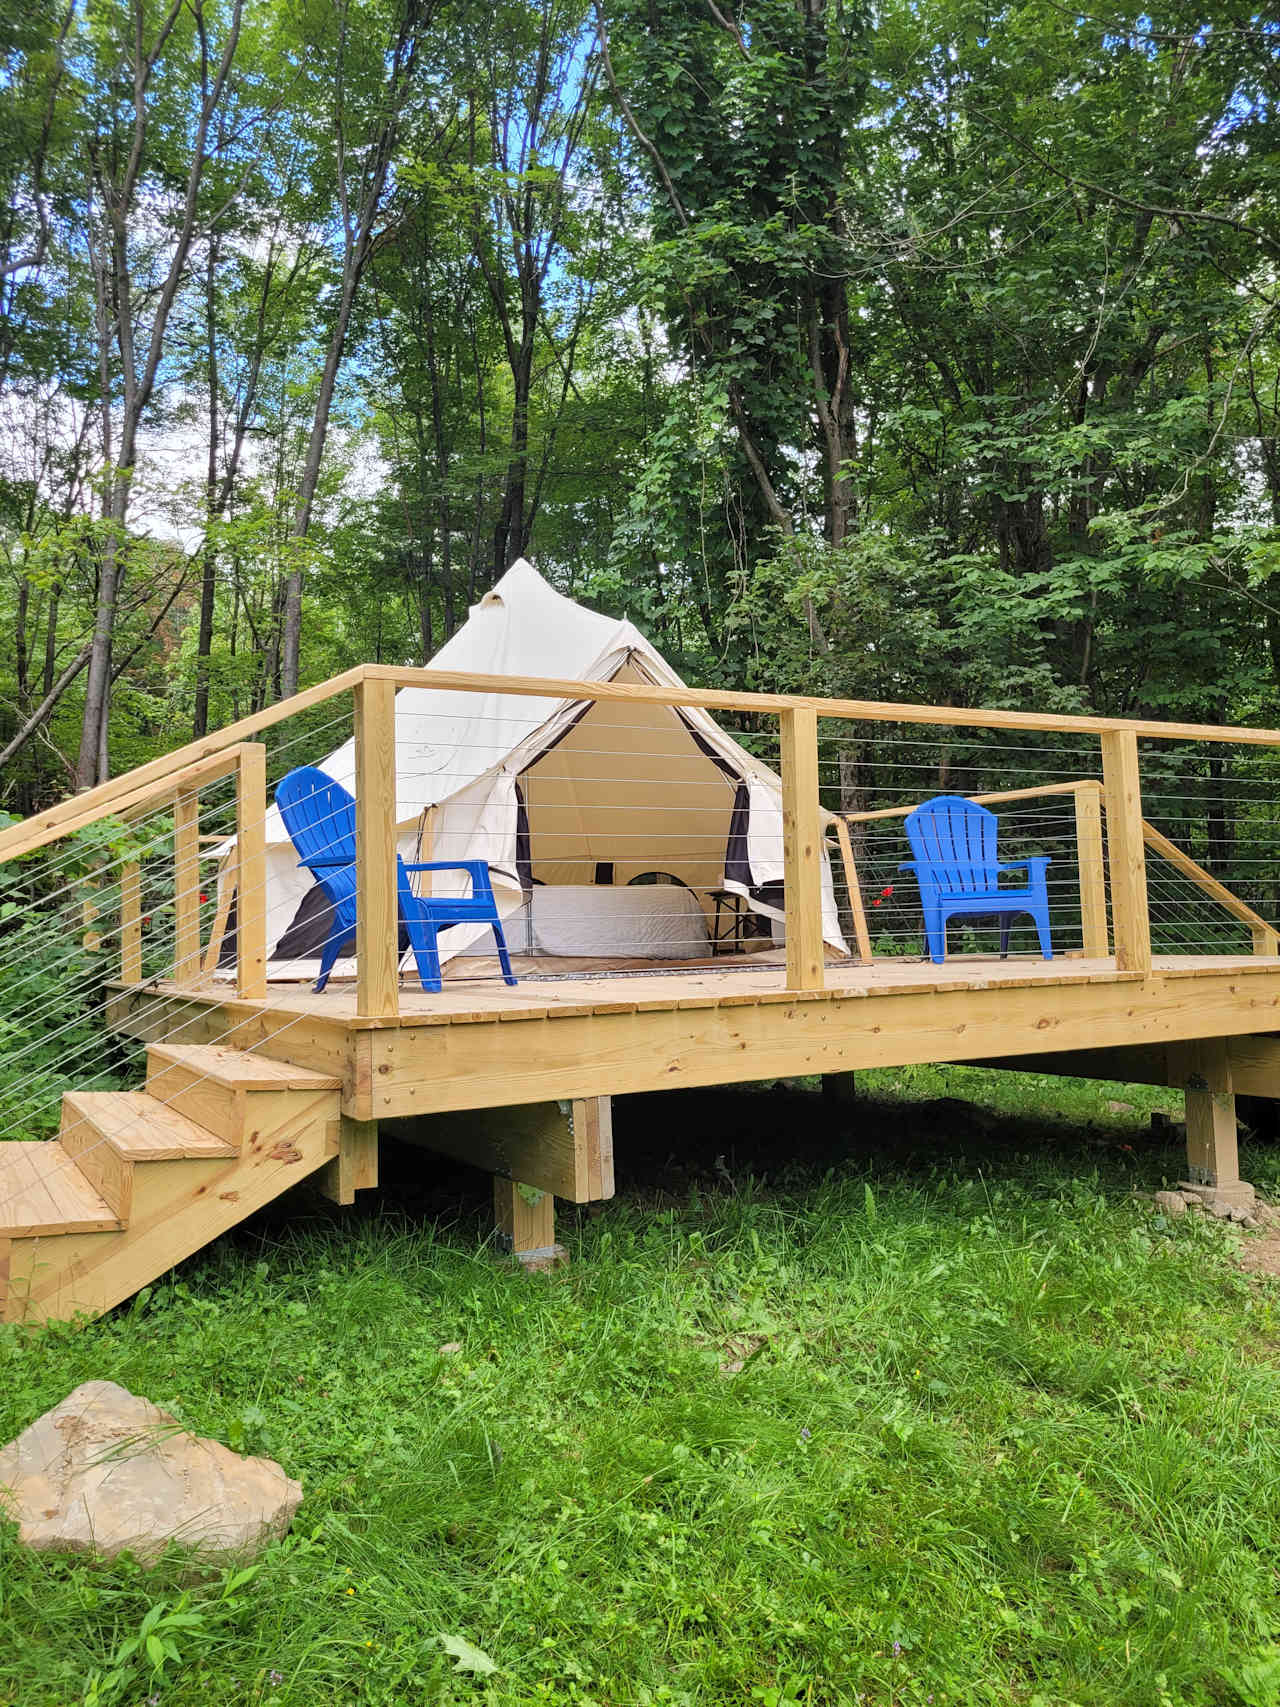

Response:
(3, 1065), (1280, 1707)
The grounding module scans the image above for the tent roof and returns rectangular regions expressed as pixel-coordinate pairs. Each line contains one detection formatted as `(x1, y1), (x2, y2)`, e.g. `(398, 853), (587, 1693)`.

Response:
(262, 559), (659, 845)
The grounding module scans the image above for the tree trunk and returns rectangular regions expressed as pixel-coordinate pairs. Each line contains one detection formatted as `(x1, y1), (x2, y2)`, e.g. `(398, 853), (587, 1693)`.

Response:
(194, 234), (221, 738)
(281, 0), (427, 698)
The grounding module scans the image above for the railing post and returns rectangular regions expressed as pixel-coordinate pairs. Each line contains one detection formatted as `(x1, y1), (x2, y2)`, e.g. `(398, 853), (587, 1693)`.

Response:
(831, 814), (873, 963)
(173, 787), (201, 986)
(355, 674), (400, 1018)
(779, 706), (825, 992)
(81, 861), (101, 954)
(1073, 782), (1109, 959)
(120, 861), (143, 985)
(236, 742), (268, 1000)
(1100, 729), (1151, 974)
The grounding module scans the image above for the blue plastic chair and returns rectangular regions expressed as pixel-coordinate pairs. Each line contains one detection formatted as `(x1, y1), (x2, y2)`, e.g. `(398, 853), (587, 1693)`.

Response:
(901, 794), (1052, 965)
(275, 766), (517, 994)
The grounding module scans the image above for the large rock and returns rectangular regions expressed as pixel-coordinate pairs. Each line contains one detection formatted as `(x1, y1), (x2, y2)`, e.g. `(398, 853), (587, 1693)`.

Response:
(0, 1380), (301, 1564)
(1153, 1189), (1187, 1217)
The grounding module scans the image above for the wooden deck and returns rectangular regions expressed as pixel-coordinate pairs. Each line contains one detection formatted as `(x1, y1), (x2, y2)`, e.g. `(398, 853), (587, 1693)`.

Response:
(108, 951), (1280, 1124)
(13, 658), (1280, 1319)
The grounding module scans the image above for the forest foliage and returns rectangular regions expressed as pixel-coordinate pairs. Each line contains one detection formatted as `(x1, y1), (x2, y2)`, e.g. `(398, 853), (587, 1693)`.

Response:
(1, 0), (1278, 809)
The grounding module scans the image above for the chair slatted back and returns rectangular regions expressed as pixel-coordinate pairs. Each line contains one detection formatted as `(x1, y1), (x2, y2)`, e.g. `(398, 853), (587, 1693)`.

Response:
(275, 766), (360, 912)
(904, 795), (1000, 896)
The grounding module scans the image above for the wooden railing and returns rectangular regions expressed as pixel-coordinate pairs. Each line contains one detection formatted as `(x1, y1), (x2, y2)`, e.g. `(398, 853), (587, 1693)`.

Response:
(6, 662), (1280, 1017)
(839, 776), (1278, 962)
(839, 780), (1111, 960)
(1139, 821), (1279, 957)
(0, 742), (267, 1001)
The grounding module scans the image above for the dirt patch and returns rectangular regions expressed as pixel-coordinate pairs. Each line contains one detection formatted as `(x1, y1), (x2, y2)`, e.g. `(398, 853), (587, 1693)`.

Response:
(1237, 1223), (1280, 1278)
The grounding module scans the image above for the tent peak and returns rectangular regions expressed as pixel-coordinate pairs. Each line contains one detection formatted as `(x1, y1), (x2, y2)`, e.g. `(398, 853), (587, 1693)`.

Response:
(479, 556), (542, 610)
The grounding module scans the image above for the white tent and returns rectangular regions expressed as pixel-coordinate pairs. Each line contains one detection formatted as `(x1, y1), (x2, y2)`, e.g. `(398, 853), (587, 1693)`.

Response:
(224, 559), (847, 978)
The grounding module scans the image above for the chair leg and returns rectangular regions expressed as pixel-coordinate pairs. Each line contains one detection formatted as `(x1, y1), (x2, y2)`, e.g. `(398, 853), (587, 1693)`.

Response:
(491, 917), (518, 986)
(404, 916), (442, 993)
(999, 917), (1012, 959)
(315, 930), (345, 993)
(1031, 874), (1053, 960)
(1034, 905), (1053, 961)
(923, 905), (947, 965)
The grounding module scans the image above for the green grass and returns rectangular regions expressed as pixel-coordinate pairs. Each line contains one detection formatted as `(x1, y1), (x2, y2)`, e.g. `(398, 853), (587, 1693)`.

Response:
(4, 1066), (1280, 1707)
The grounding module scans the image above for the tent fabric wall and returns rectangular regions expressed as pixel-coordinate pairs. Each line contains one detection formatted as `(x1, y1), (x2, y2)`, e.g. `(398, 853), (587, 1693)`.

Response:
(217, 559), (847, 978)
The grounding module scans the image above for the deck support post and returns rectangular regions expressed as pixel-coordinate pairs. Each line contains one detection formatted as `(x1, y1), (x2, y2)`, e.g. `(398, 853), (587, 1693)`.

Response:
(1100, 729), (1151, 975)
(319, 1116), (379, 1206)
(1169, 1038), (1254, 1210)
(822, 1071), (857, 1105)
(779, 706), (825, 992)
(355, 674), (400, 1019)
(494, 1178), (565, 1272)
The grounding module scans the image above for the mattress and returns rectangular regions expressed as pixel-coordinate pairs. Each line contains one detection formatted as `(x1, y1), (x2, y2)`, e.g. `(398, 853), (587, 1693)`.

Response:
(526, 884), (711, 960)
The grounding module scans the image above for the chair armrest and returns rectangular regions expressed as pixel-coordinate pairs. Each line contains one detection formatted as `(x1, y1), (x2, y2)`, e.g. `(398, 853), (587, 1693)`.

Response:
(401, 860), (488, 877)
(898, 861), (918, 874)
(997, 856), (1052, 874)
(299, 856), (355, 868)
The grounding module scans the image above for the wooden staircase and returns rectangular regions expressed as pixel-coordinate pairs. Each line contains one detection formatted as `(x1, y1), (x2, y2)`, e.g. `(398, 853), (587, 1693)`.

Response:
(0, 1044), (342, 1323)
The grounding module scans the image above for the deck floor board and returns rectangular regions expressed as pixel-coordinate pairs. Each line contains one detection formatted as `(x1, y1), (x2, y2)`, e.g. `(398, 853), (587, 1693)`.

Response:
(164, 952), (1277, 1029)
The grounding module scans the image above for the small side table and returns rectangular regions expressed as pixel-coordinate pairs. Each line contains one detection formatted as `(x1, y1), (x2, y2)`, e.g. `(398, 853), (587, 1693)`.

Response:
(709, 888), (752, 955)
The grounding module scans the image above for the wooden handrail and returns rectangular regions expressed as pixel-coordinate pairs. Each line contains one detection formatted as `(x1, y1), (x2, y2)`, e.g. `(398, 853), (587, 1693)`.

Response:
(366, 663), (1280, 748)
(10, 661), (1280, 867)
(0, 667), (365, 860)
(0, 742), (266, 861)
(838, 778), (1101, 825)
(10, 659), (1280, 869)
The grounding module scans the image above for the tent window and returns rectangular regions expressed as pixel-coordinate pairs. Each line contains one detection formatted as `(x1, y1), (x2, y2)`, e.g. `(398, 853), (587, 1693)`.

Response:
(627, 871), (692, 889)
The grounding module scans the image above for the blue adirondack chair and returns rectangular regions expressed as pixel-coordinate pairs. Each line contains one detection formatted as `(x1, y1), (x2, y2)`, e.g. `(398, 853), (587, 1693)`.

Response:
(901, 794), (1053, 965)
(275, 766), (517, 994)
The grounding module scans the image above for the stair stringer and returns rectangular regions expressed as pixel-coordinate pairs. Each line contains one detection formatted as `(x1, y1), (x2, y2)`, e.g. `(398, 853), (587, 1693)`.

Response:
(4, 1086), (340, 1324)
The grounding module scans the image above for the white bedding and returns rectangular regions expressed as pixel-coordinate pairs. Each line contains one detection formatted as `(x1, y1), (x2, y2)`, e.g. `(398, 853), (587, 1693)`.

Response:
(526, 884), (711, 960)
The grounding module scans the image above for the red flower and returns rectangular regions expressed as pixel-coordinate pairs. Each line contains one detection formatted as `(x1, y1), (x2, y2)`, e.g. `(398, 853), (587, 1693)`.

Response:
(880, 885), (894, 898)
(199, 892), (208, 903)
(872, 898), (882, 908)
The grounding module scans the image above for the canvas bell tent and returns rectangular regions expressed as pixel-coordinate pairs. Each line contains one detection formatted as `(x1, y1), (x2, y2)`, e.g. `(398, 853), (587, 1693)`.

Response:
(217, 559), (848, 980)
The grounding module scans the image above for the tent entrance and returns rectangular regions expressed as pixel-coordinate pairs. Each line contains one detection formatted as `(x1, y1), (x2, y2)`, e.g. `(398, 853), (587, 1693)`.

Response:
(502, 658), (772, 963)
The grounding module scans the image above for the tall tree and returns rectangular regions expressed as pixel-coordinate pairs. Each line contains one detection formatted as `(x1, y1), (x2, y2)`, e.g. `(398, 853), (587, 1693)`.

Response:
(279, 0), (435, 699)
(74, 0), (248, 785)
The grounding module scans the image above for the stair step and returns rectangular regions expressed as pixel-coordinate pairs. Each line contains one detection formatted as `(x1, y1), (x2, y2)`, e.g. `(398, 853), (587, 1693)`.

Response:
(62, 1091), (235, 1162)
(0, 1142), (121, 1238)
(146, 1044), (341, 1092)
(145, 1043), (341, 1145)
